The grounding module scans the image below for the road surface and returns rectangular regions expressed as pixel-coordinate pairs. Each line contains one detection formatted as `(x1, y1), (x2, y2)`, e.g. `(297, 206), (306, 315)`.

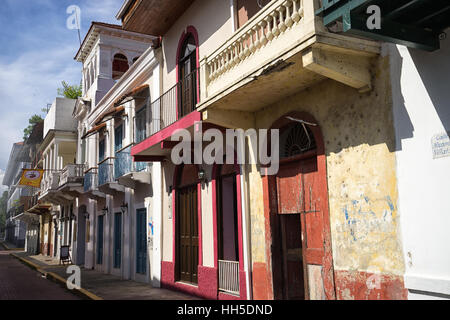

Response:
(0, 247), (81, 300)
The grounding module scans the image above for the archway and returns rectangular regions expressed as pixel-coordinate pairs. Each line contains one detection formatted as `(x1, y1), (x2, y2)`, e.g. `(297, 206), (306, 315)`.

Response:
(266, 111), (335, 300)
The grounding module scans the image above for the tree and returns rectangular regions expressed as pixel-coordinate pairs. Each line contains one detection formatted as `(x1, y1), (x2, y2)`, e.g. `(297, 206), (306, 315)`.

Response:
(0, 191), (7, 231)
(57, 81), (82, 99)
(23, 114), (43, 141)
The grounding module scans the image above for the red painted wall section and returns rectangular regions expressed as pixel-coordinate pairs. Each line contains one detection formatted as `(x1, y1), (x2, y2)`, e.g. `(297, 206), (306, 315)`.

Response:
(334, 270), (407, 300)
(252, 262), (273, 300)
(161, 261), (218, 299)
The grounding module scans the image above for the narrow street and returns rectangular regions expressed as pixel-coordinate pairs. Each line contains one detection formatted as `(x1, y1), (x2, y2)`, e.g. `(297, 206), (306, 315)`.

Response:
(0, 247), (80, 300)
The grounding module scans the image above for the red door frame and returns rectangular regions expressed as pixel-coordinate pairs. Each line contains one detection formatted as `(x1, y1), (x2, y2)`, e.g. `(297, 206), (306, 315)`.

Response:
(212, 163), (247, 300)
(173, 164), (203, 278)
(258, 111), (336, 300)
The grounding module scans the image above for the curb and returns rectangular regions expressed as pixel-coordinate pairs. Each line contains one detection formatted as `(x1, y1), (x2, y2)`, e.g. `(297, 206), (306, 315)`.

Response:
(10, 253), (103, 301)
(0, 242), (24, 251)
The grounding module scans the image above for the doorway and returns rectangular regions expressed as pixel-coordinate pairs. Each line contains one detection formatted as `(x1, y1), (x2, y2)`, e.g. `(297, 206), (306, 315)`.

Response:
(216, 164), (241, 295)
(175, 164), (199, 284)
(177, 33), (198, 118)
(114, 212), (122, 269)
(269, 114), (334, 300)
(77, 206), (86, 265)
(97, 215), (104, 265)
(136, 209), (147, 275)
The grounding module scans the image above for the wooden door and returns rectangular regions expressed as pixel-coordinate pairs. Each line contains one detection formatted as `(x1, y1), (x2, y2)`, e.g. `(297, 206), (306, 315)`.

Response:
(114, 213), (122, 269)
(273, 156), (325, 300)
(178, 35), (197, 118)
(136, 209), (147, 275)
(97, 215), (104, 265)
(176, 185), (199, 284)
(48, 220), (52, 256)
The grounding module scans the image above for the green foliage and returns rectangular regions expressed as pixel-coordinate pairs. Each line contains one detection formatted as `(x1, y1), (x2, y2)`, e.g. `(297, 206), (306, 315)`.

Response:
(23, 114), (43, 141)
(57, 81), (82, 100)
(0, 191), (7, 229)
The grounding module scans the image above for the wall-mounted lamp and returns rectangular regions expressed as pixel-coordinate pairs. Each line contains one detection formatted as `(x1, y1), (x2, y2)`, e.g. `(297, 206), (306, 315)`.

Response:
(84, 212), (90, 220)
(198, 169), (207, 182)
(120, 202), (128, 214)
(102, 206), (109, 215)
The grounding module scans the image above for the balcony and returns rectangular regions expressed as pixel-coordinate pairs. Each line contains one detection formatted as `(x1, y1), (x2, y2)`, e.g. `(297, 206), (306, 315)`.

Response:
(98, 158), (125, 195)
(197, 0), (380, 128)
(39, 170), (72, 204)
(131, 69), (202, 160)
(83, 168), (105, 200)
(115, 146), (151, 188)
(58, 164), (85, 194)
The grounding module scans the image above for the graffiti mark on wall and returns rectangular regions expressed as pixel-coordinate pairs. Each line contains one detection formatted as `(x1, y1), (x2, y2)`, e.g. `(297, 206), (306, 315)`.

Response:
(338, 195), (396, 243)
(148, 219), (154, 237)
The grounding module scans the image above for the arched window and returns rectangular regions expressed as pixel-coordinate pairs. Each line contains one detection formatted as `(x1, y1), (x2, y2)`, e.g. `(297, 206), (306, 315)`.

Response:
(279, 122), (316, 159)
(177, 31), (199, 118)
(112, 53), (129, 80)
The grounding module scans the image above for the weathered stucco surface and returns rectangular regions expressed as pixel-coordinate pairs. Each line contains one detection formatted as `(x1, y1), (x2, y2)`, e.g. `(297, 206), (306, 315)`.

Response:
(250, 53), (405, 281)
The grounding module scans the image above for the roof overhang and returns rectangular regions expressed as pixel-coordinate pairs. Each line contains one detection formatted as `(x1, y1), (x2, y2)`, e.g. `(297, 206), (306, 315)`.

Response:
(316, 0), (450, 51)
(75, 22), (155, 62)
(118, 0), (195, 36)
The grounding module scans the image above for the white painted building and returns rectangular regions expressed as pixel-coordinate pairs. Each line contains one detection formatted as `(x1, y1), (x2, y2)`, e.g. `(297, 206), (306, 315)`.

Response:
(73, 21), (160, 285)
(38, 97), (78, 260)
(390, 29), (450, 300)
(3, 143), (30, 248)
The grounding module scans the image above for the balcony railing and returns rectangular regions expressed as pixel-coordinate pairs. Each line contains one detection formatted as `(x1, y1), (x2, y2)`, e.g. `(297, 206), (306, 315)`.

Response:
(98, 158), (114, 186)
(84, 169), (98, 193)
(206, 0), (303, 80)
(145, 69), (199, 138)
(42, 170), (61, 193)
(28, 191), (40, 208)
(218, 260), (240, 295)
(115, 146), (147, 180)
(59, 164), (86, 187)
(202, 0), (310, 101)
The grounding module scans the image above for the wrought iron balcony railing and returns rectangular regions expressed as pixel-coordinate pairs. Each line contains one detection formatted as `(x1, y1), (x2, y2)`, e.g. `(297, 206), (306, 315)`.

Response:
(84, 169), (99, 193)
(136, 69), (199, 142)
(98, 158), (115, 186)
(115, 146), (147, 180)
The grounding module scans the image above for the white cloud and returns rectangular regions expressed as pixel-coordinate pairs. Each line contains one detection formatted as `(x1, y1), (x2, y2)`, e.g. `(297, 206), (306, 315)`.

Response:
(0, 169), (8, 193)
(0, 0), (124, 170)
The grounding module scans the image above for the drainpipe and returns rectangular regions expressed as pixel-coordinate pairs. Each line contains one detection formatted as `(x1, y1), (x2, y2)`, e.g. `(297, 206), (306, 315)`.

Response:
(240, 164), (252, 300)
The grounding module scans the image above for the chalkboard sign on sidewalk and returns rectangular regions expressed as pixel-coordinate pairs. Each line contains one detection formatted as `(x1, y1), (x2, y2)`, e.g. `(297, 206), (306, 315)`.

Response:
(60, 245), (72, 265)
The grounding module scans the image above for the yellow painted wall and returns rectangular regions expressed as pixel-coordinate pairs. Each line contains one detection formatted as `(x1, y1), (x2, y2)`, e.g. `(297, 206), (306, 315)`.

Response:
(249, 54), (405, 275)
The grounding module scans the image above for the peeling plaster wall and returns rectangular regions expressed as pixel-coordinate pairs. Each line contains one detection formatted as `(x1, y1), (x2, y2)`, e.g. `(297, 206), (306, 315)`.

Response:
(250, 53), (406, 298)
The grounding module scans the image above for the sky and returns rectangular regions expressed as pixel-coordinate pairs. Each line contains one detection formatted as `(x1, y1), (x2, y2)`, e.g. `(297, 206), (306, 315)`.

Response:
(0, 0), (124, 175)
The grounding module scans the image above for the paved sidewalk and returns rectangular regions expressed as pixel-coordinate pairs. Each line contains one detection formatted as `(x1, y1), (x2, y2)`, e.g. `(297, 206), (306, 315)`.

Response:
(12, 252), (198, 300)
(0, 241), (24, 251)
